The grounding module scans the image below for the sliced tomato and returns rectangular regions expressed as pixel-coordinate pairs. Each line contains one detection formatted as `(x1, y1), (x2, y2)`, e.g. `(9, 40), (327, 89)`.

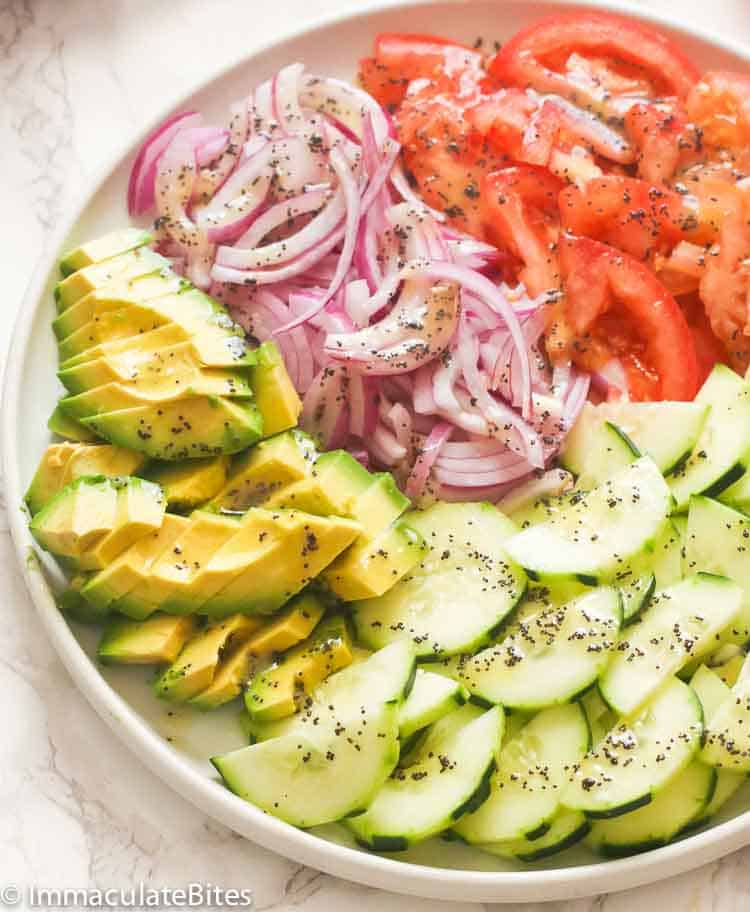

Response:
(551, 235), (700, 401)
(489, 13), (700, 113)
(624, 102), (701, 184)
(559, 176), (692, 263)
(679, 292), (729, 384)
(482, 165), (564, 297)
(467, 89), (537, 161)
(686, 71), (750, 160)
(359, 33), (483, 109)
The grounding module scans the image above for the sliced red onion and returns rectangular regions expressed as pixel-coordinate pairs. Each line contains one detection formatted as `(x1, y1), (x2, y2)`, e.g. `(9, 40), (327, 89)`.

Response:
(434, 458), (531, 487)
(438, 479), (522, 503)
(390, 158), (446, 223)
(413, 364), (438, 414)
(301, 366), (350, 448)
(272, 63), (305, 135)
(348, 371), (379, 438)
(190, 127), (230, 168)
(194, 142), (273, 243)
(128, 111), (202, 216)
(344, 279), (372, 328)
(532, 97), (635, 164)
(194, 101), (249, 201)
(369, 421), (408, 466)
(405, 421), (453, 499)
(591, 359), (628, 401)
(301, 74), (390, 146)
(234, 187), (330, 250)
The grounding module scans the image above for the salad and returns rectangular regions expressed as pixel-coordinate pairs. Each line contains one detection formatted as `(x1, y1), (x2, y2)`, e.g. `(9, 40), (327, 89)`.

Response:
(22, 9), (750, 864)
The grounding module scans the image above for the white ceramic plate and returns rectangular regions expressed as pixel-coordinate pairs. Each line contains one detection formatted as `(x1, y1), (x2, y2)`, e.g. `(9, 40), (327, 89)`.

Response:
(5, 0), (750, 902)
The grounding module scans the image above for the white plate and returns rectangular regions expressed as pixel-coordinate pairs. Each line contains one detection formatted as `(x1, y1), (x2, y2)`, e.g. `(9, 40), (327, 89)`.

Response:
(4, 0), (750, 902)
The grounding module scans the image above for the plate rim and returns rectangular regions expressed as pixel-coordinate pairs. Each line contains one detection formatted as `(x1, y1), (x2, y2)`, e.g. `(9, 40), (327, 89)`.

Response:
(4, 0), (750, 901)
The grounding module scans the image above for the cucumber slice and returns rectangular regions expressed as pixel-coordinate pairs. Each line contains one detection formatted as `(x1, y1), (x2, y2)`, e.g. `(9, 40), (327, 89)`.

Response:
(452, 703), (590, 844)
(669, 365), (750, 511)
(564, 421), (638, 490)
(562, 677), (703, 818)
(563, 401), (709, 476)
(399, 669), (468, 739)
(616, 519), (682, 625)
(450, 587), (622, 711)
(478, 809), (590, 862)
(353, 502), (526, 658)
(701, 654), (750, 772)
(618, 574), (655, 625)
(509, 490), (584, 530)
(581, 687), (618, 746)
(682, 497), (750, 657)
(347, 705), (503, 850)
(211, 641), (414, 827)
(586, 761), (716, 857)
(719, 470), (750, 514)
(599, 574), (743, 716)
(696, 769), (746, 824)
(505, 457), (671, 585)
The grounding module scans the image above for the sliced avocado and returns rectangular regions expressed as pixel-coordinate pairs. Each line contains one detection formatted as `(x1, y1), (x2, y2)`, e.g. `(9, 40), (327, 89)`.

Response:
(52, 271), (184, 340)
(59, 228), (153, 277)
(55, 247), (169, 312)
(145, 511), (246, 614)
(145, 456), (229, 511)
(209, 430), (316, 513)
(97, 614), (195, 665)
(244, 615), (353, 721)
(80, 514), (189, 617)
(57, 573), (107, 624)
(79, 477), (165, 571)
(48, 405), (100, 443)
(322, 518), (426, 601)
(262, 449), (371, 516)
(57, 306), (171, 361)
(79, 396), (263, 460)
(154, 614), (264, 702)
(250, 342), (301, 436)
(200, 509), (362, 618)
(59, 321), (189, 365)
(25, 442), (80, 515)
(190, 592), (325, 709)
(61, 444), (147, 488)
(30, 475), (120, 560)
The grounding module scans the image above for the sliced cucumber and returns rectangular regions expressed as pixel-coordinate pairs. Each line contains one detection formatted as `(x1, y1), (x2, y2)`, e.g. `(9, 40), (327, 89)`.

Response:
(669, 365), (750, 511)
(701, 654), (750, 772)
(615, 519), (682, 625)
(563, 400), (709, 476)
(452, 703), (590, 844)
(581, 687), (618, 746)
(697, 770), (746, 824)
(562, 677), (703, 819)
(450, 587), (621, 711)
(682, 497), (750, 657)
(565, 421), (638, 490)
(719, 470), (750, 514)
(599, 574), (743, 716)
(508, 490), (584, 531)
(505, 457), (671, 585)
(347, 705), (503, 850)
(478, 809), (590, 862)
(211, 641), (414, 827)
(399, 669), (468, 739)
(353, 502), (526, 658)
(586, 761), (716, 857)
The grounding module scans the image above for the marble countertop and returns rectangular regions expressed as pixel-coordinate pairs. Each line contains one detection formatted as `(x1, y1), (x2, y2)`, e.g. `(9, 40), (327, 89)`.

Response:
(2, 1), (750, 909)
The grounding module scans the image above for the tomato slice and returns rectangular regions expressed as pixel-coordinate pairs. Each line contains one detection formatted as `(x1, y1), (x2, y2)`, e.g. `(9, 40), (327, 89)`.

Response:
(679, 292), (729, 385)
(551, 235), (700, 401)
(624, 102), (701, 184)
(559, 176), (692, 263)
(482, 165), (564, 297)
(489, 12), (699, 112)
(359, 33), (483, 109)
(686, 71), (750, 160)
(467, 89), (537, 161)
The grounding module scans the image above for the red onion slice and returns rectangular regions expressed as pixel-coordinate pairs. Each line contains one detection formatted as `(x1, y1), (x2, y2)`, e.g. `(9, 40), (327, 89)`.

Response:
(405, 420), (453, 499)
(234, 187), (331, 250)
(129, 111), (202, 216)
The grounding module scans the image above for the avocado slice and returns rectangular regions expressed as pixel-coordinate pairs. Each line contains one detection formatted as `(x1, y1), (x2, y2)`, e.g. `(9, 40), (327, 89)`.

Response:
(244, 615), (353, 722)
(25, 442), (80, 515)
(200, 509), (362, 618)
(263, 450), (374, 517)
(322, 518), (426, 601)
(250, 342), (301, 436)
(48, 404), (100, 443)
(30, 475), (165, 570)
(55, 247), (169, 312)
(58, 341), (253, 399)
(154, 613), (265, 702)
(56, 573), (107, 624)
(189, 592), (325, 709)
(53, 271), (185, 340)
(97, 614), (195, 665)
(145, 456), (229, 511)
(59, 228), (153, 277)
(57, 306), (173, 361)
(209, 430), (317, 513)
(79, 396), (264, 460)
(80, 514), (189, 617)
(58, 321), (189, 365)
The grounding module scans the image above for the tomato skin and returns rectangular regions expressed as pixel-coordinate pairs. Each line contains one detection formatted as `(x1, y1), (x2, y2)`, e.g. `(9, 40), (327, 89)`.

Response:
(482, 165), (564, 297)
(556, 235), (700, 401)
(686, 70), (750, 157)
(359, 33), (483, 108)
(488, 12), (700, 107)
(467, 89), (537, 161)
(559, 176), (691, 263)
